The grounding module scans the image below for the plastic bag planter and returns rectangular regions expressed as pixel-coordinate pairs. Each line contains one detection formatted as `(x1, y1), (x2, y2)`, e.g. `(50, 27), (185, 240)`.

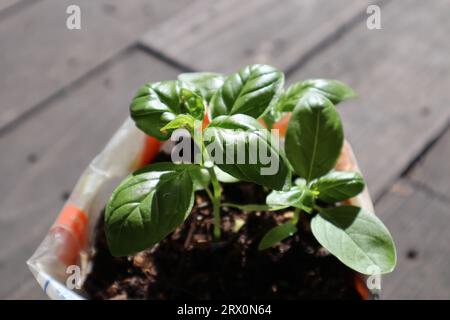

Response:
(27, 117), (380, 300)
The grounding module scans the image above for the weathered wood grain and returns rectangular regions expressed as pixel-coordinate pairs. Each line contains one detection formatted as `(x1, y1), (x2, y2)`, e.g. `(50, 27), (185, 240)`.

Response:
(140, 0), (370, 73)
(6, 276), (47, 300)
(376, 179), (450, 299)
(407, 128), (450, 200)
(0, 0), (184, 131)
(0, 49), (179, 299)
(0, 0), (22, 13)
(1, 0), (448, 301)
(289, 0), (450, 199)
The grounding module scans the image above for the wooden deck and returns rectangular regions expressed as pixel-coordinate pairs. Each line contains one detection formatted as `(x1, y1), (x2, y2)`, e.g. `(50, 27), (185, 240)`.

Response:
(0, 0), (449, 300)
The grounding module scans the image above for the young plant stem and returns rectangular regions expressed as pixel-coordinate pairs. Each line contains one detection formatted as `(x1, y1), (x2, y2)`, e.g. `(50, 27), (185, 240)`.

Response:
(204, 186), (214, 202)
(200, 137), (222, 239)
(292, 208), (301, 224)
(221, 203), (272, 211)
(207, 166), (222, 239)
(313, 204), (323, 212)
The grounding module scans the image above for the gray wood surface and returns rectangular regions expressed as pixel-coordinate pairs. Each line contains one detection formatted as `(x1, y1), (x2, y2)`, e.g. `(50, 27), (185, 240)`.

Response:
(0, 0), (449, 300)
(376, 179), (450, 299)
(6, 278), (47, 300)
(290, 0), (450, 200)
(140, 0), (370, 73)
(0, 0), (184, 132)
(0, 50), (179, 299)
(408, 128), (450, 201)
(0, 0), (22, 13)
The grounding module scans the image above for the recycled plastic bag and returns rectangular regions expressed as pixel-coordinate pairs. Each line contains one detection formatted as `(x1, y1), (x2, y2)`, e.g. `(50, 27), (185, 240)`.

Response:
(27, 117), (380, 300)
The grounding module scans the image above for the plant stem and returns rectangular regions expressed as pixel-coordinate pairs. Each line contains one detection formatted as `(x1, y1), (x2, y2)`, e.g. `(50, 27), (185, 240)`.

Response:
(221, 203), (273, 212)
(204, 186), (214, 202)
(292, 208), (301, 224)
(201, 139), (222, 239)
(313, 204), (323, 212)
(207, 165), (222, 239)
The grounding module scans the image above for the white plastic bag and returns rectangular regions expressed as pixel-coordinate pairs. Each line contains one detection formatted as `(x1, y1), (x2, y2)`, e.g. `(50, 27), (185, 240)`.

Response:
(27, 118), (380, 300)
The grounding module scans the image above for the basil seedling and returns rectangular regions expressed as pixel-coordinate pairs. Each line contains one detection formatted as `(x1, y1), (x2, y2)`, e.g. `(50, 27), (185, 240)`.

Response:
(106, 64), (396, 276)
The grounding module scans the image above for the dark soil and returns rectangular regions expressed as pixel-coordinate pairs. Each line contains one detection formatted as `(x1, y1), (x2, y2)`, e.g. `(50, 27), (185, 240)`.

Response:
(83, 154), (362, 300)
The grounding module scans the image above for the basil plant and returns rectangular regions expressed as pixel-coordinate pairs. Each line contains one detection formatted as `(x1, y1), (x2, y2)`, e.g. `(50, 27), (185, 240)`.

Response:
(105, 64), (396, 275)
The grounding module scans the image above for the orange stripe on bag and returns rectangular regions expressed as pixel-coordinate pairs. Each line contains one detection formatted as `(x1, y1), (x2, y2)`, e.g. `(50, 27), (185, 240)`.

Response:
(354, 274), (370, 300)
(257, 113), (290, 137)
(272, 113), (291, 137)
(53, 204), (88, 247)
(202, 112), (210, 130)
(139, 136), (162, 167)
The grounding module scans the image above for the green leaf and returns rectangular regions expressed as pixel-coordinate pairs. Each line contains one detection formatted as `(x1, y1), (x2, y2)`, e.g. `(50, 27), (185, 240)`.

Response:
(266, 185), (315, 213)
(130, 81), (181, 140)
(209, 64), (284, 119)
(310, 171), (365, 203)
(105, 163), (195, 256)
(276, 82), (304, 112)
(178, 72), (225, 102)
(285, 93), (344, 181)
(311, 206), (396, 275)
(180, 88), (205, 120)
(189, 167), (210, 191)
(302, 79), (356, 105)
(204, 114), (289, 190)
(258, 222), (297, 250)
(262, 105), (283, 129)
(130, 81), (205, 140)
(222, 203), (281, 212)
(160, 114), (196, 133)
(278, 79), (356, 112)
(214, 166), (239, 183)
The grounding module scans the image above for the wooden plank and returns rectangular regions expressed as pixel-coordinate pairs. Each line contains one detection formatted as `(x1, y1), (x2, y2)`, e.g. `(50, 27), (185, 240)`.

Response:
(408, 128), (450, 200)
(140, 0), (370, 73)
(0, 0), (22, 13)
(6, 276), (47, 300)
(288, 0), (450, 199)
(0, 0), (184, 131)
(0, 49), (180, 299)
(376, 179), (450, 299)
